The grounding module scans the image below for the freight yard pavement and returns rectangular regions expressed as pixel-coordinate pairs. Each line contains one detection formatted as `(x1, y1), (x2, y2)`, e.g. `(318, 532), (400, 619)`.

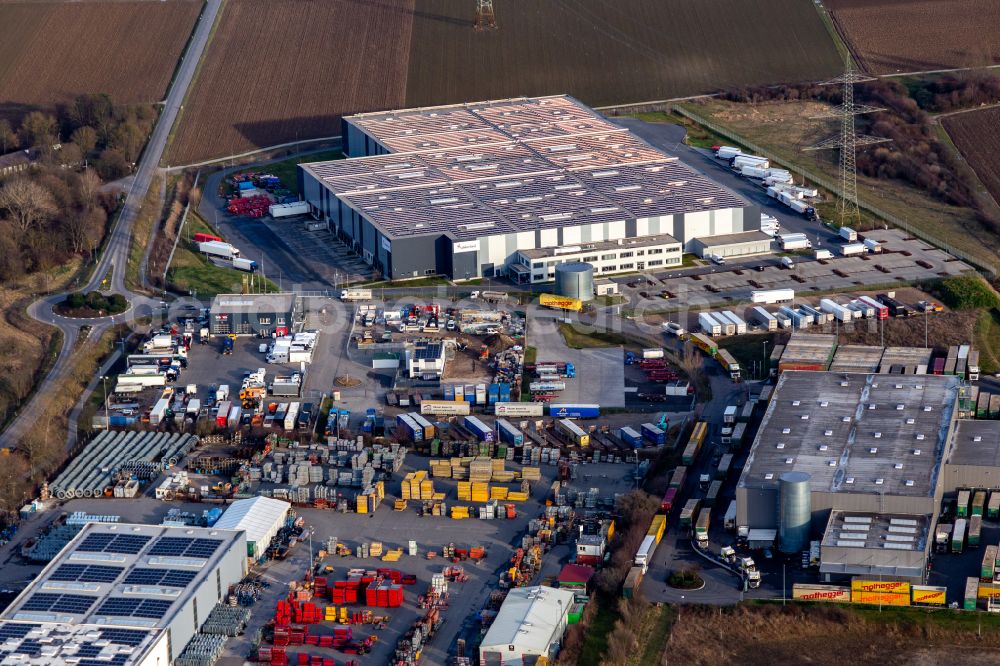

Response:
(528, 315), (626, 407)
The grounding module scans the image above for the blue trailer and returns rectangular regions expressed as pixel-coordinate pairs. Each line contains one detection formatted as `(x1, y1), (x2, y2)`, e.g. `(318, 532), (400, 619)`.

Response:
(619, 426), (642, 448)
(548, 403), (600, 419)
(396, 413), (423, 442)
(641, 423), (666, 446)
(488, 384), (500, 405)
(444, 385), (456, 401)
(497, 419), (524, 446)
(498, 383), (512, 403)
(464, 384), (476, 404)
(463, 415), (494, 442)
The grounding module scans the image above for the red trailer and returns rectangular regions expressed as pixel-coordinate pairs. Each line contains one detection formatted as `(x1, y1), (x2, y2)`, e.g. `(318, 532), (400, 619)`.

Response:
(660, 487), (678, 513)
(194, 232), (222, 243)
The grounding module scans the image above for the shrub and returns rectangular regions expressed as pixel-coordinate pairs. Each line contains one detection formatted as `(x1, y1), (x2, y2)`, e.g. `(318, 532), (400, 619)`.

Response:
(64, 292), (85, 309)
(84, 291), (109, 311)
(108, 293), (128, 312)
(938, 275), (1000, 311)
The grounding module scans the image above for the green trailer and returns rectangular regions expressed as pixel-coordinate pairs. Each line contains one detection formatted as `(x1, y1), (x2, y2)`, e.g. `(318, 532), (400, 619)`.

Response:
(969, 515), (983, 548)
(982, 545), (998, 581)
(957, 489), (971, 518)
(953, 518), (967, 554)
(990, 492), (1000, 520)
(966, 577), (979, 611)
(679, 498), (701, 529)
(973, 490), (986, 517)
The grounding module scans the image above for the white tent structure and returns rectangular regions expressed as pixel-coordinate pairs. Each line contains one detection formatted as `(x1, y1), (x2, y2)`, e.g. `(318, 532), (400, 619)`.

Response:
(214, 496), (291, 559)
(479, 586), (576, 666)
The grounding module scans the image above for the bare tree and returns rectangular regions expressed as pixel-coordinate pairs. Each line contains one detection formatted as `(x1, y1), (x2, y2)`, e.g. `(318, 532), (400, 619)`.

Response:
(0, 178), (58, 235)
(679, 341), (706, 386)
(18, 111), (58, 150)
(110, 122), (143, 164)
(0, 119), (16, 154)
(70, 126), (98, 156)
(78, 169), (102, 205)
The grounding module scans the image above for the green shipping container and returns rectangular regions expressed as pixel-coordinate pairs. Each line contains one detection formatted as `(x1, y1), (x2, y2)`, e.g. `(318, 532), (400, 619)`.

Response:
(990, 492), (1000, 520)
(982, 545), (998, 580)
(969, 515), (983, 548)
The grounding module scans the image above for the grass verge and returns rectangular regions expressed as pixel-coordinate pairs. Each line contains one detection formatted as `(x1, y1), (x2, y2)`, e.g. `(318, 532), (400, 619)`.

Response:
(125, 174), (165, 293)
(167, 211), (278, 297)
(975, 308), (1000, 374)
(577, 595), (618, 666)
(359, 276), (452, 288)
(631, 604), (678, 666)
(558, 323), (628, 349)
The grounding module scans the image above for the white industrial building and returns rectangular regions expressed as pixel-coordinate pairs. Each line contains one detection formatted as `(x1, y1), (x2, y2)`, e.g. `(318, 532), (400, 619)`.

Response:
(0, 522), (246, 666)
(479, 586), (576, 666)
(406, 342), (446, 379)
(299, 95), (760, 281)
(214, 495), (291, 560)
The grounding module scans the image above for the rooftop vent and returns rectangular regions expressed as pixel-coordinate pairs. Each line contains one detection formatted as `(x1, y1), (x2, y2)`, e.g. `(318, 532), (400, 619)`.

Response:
(916, 434), (925, 441)
(869, 403), (876, 410)
(846, 477), (855, 484)
(905, 480), (915, 487)
(874, 432), (882, 438)
(785, 458), (794, 464)
(801, 414), (810, 420)
(924, 406), (932, 412)
(828, 460), (837, 467)
(875, 478), (885, 485)
(819, 444), (829, 451)
(782, 428), (791, 434)
(792, 400), (801, 406)
(906, 418), (915, 425)
(820, 401), (829, 407)
(913, 449), (922, 456)
(870, 447), (879, 454)
(764, 473), (774, 480)
(975, 435), (983, 442)
(824, 430), (833, 436)
(841, 381), (850, 387)
(894, 463), (903, 470)
(896, 404), (905, 410)
(842, 417), (851, 422)
(895, 384), (903, 389)
(776, 443), (785, 449)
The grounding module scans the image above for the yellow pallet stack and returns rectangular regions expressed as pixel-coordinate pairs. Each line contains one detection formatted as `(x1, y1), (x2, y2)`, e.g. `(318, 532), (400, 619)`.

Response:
(325, 606), (338, 621)
(430, 501), (447, 516)
(493, 470), (516, 483)
(356, 495), (369, 513)
(522, 466), (542, 481)
(508, 491), (529, 502)
(490, 486), (509, 501)
(369, 541), (383, 557)
(471, 482), (490, 502)
(451, 506), (470, 519)
(430, 460), (452, 478)
(401, 472), (425, 500)
(457, 482), (472, 501)
(451, 457), (469, 480)
(491, 459), (506, 474)
(382, 549), (403, 562)
(420, 479), (435, 500)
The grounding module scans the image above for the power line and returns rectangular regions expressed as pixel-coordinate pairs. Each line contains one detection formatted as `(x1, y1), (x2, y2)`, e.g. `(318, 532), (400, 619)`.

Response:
(804, 58), (891, 228)
(475, 0), (497, 31)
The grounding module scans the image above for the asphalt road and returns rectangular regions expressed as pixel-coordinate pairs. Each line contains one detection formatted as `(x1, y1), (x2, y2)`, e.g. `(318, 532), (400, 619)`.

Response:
(0, 0), (223, 450)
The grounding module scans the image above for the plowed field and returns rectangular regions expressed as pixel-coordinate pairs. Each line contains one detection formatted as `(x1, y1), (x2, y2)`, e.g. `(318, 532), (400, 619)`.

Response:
(0, 1), (202, 113)
(169, 0), (843, 164)
(943, 107), (1000, 204)
(827, 0), (1000, 74)
(167, 0), (414, 164)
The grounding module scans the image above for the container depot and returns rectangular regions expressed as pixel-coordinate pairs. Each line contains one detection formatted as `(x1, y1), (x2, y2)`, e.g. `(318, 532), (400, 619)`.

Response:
(619, 426), (642, 449)
(497, 419), (524, 446)
(640, 423), (666, 446)
(792, 584), (851, 603)
(548, 404), (600, 419)
(463, 415), (494, 442)
(557, 419), (590, 446)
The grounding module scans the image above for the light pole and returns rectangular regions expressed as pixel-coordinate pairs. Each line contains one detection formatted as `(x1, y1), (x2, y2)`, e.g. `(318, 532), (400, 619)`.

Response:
(761, 341), (769, 381)
(101, 376), (109, 428)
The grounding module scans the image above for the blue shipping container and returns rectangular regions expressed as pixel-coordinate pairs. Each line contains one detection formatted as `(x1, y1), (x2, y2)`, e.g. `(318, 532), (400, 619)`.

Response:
(205, 507), (223, 526)
(465, 384), (476, 404)
(641, 423), (666, 446)
(548, 404), (600, 419)
(444, 385), (456, 401)
(396, 413), (423, 442)
(497, 419), (524, 446)
(498, 383), (512, 403)
(488, 384), (500, 405)
(463, 415), (494, 442)
(619, 426), (642, 448)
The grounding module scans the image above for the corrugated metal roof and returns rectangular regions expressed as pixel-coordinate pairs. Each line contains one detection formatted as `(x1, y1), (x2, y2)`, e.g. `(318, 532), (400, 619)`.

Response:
(480, 586), (575, 657)
(214, 497), (290, 545)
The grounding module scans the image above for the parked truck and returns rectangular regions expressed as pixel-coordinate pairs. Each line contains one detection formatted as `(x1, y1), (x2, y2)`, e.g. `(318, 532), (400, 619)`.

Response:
(751, 288), (794, 304)
(752, 306), (778, 331)
(694, 511), (710, 549)
(198, 240), (240, 259)
(840, 242), (866, 257)
(340, 289), (373, 301)
(839, 226), (858, 242)
(863, 238), (882, 253)
(777, 233), (812, 251)
(720, 310), (747, 335)
(233, 257), (258, 272)
(820, 298), (854, 322)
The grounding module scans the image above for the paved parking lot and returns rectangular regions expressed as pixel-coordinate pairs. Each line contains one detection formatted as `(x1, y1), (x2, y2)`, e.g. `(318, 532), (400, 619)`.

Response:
(620, 229), (971, 314)
(528, 315), (626, 407)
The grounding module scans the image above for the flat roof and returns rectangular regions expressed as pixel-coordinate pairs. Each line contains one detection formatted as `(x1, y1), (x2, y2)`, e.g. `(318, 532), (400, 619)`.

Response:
(480, 586), (575, 656)
(306, 96), (748, 241)
(948, 419), (1000, 467)
(777, 333), (838, 368)
(0, 621), (159, 665)
(879, 347), (933, 373)
(211, 293), (296, 314)
(694, 230), (773, 246)
(829, 345), (885, 374)
(821, 511), (930, 551)
(515, 231), (680, 259)
(738, 371), (959, 497)
(2, 523), (243, 630)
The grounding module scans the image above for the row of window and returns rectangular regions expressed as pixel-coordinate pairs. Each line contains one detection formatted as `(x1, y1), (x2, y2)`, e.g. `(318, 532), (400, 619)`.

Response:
(532, 257), (677, 280)
(532, 247), (679, 270)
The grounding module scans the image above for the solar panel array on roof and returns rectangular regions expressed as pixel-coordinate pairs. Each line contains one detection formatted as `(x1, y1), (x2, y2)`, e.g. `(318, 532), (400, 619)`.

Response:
(147, 536), (222, 559)
(79, 656), (129, 666)
(13, 639), (42, 656)
(76, 533), (151, 555)
(0, 623), (38, 641)
(96, 597), (173, 620)
(20, 593), (97, 614)
(99, 628), (150, 646)
(50, 564), (124, 583)
(414, 344), (442, 360)
(123, 568), (197, 588)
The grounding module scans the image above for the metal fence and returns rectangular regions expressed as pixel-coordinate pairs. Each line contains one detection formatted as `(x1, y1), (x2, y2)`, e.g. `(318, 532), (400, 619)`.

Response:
(671, 105), (998, 277)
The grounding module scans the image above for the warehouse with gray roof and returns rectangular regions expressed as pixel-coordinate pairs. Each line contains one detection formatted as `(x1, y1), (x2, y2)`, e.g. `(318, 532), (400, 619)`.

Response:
(299, 95), (760, 281)
(0, 522), (247, 666)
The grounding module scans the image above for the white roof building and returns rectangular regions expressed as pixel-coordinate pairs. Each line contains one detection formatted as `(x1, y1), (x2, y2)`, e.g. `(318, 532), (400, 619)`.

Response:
(0, 522), (247, 666)
(214, 496), (290, 559)
(480, 586), (576, 666)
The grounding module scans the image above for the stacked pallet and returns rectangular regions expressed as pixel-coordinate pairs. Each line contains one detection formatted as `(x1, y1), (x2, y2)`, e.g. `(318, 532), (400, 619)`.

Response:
(451, 506), (470, 519)
(430, 460), (452, 477)
(469, 458), (493, 481)
(401, 472), (435, 500)
(521, 466), (541, 481)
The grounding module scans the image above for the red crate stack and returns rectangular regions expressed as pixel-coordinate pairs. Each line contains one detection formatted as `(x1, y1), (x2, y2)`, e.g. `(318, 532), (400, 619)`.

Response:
(275, 600), (292, 627)
(313, 577), (328, 597)
(331, 581), (360, 604)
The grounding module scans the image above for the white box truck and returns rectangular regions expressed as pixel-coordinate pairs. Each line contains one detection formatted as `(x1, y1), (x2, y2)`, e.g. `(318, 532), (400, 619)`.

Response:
(778, 233), (812, 251)
(340, 288), (373, 301)
(732, 155), (769, 169)
(642, 348), (665, 359)
(269, 201), (310, 218)
(198, 240), (239, 259)
(751, 288), (794, 304)
(233, 257), (258, 272)
(634, 535), (657, 568)
(863, 238), (882, 253)
(820, 298), (853, 322)
(712, 312), (736, 336)
(839, 227), (858, 242)
(840, 243), (866, 256)
(715, 146), (741, 160)
(814, 249), (833, 260)
(699, 312), (722, 336)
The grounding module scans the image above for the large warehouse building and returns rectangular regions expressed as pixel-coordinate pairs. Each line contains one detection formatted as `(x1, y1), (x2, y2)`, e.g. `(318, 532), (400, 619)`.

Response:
(0, 522), (247, 665)
(479, 585), (576, 666)
(737, 371), (962, 583)
(299, 95), (761, 281)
